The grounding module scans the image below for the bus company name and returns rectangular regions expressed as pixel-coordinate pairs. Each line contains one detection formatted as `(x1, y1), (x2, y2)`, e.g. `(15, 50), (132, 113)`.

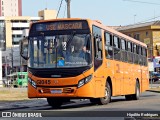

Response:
(46, 22), (83, 31)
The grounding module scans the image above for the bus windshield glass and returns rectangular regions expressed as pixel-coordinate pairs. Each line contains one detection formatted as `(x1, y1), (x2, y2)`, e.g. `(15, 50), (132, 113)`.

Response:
(28, 34), (92, 68)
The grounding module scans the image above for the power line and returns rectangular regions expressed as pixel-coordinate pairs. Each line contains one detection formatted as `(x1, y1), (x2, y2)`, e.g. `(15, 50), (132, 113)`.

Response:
(123, 0), (160, 24)
(123, 0), (160, 5)
(56, 0), (64, 19)
(135, 14), (160, 24)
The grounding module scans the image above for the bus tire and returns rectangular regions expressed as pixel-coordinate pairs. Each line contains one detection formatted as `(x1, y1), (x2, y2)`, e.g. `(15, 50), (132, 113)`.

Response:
(47, 98), (63, 108)
(90, 98), (98, 104)
(98, 82), (111, 105)
(125, 95), (133, 100)
(132, 81), (140, 100)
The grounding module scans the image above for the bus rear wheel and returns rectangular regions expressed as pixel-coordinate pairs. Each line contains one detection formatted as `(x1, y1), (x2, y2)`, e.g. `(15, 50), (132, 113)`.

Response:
(90, 82), (111, 105)
(125, 81), (140, 100)
(132, 81), (140, 100)
(47, 98), (63, 108)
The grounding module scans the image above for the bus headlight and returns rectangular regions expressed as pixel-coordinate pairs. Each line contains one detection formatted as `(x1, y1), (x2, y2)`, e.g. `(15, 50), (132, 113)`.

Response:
(28, 78), (32, 83)
(78, 79), (85, 88)
(78, 75), (92, 88)
(28, 78), (37, 88)
(32, 81), (37, 88)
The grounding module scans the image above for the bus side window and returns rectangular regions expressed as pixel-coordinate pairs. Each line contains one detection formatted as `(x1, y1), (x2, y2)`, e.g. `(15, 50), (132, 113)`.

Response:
(121, 39), (127, 62)
(142, 47), (147, 66)
(127, 41), (133, 63)
(138, 46), (143, 65)
(113, 36), (121, 60)
(95, 35), (102, 59)
(105, 32), (113, 59)
(133, 44), (138, 64)
(92, 25), (103, 70)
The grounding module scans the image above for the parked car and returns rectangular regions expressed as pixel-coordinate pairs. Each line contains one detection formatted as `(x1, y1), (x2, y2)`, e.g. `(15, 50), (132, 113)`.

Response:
(149, 72), (160, 83)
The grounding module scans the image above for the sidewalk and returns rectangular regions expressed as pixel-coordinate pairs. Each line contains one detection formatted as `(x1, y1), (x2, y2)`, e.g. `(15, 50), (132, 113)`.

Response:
(147, 83), (160, 93)
(0, 88), (48, 111)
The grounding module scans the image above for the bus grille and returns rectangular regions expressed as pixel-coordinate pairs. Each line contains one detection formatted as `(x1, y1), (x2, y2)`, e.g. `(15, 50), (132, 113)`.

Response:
(40, 88), (74, 94)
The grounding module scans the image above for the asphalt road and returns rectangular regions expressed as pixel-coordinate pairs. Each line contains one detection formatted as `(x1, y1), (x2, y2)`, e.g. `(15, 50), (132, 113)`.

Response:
(14, 91), (160, 111)
(1, 91), (160, 111)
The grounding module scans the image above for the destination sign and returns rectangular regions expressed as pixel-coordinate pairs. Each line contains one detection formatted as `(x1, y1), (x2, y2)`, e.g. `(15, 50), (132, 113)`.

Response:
(34, 21), (89, 32)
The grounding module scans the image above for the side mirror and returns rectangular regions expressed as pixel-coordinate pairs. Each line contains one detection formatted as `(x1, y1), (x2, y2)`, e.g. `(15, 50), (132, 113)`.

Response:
(20, 37), (29, 60)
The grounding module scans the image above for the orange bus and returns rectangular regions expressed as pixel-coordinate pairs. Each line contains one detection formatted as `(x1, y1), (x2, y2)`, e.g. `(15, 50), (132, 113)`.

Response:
(20, 18), (149, 108)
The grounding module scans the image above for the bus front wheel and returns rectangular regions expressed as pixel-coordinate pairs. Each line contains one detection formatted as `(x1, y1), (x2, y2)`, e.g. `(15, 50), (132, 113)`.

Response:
(99, 82), (111, 105)
(47, 98), (63, 108)
(90, 82), (111, 105)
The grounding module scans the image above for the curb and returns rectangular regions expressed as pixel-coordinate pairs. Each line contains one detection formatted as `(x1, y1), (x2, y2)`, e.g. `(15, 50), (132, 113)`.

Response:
(147, 90), (160, 93)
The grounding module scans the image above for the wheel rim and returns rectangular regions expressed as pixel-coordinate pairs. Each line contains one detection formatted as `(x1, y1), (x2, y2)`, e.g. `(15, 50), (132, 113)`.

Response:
(104, 86), (109, 100)
(137, 86), (140, 97)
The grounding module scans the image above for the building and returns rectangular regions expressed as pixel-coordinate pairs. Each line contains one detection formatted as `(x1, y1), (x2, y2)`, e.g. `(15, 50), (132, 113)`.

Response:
(1, 9), (57, 77)
(117, 21), (160, 59)
(2, 9), (57, 48)
(0, 0), (22, 16)
(4, 16), (41, 47)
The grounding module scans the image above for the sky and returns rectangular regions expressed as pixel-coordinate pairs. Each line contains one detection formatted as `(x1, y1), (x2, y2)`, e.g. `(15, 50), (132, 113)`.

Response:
(22, 0), (160, 26)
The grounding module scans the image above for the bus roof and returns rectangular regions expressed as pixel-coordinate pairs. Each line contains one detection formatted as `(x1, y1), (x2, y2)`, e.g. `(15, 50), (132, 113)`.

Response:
(91, 20), (147, 47)
(36, 18), (83, 23)
(32, 18), (147, 48)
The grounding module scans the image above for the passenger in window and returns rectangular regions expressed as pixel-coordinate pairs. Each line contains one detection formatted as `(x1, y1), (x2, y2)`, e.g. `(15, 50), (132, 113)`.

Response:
(50, 38), (64, 63)
(74, 38), (87, 58)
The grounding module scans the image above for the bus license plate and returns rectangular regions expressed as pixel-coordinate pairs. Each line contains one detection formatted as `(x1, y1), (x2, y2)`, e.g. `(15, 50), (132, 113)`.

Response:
(51, 89), (62, 94)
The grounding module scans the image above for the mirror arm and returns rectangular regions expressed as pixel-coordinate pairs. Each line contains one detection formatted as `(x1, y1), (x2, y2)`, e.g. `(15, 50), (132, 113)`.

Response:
(21, 56), (29, 60)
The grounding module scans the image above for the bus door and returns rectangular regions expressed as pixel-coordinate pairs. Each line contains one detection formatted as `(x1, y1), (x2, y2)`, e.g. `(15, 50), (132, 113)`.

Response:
(92, 26), (104, 97)
(139, 47), (146, 92)
(121, 39), (128, 95)
(113, 36), (123, 95)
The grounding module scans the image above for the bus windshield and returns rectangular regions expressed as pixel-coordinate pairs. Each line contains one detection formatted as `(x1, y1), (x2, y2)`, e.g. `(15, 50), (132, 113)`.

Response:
(28, 34), (92, 68)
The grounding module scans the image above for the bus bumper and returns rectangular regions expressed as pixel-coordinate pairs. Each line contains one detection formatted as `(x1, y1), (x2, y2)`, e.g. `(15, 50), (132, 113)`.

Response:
(28, 81), (96, 98)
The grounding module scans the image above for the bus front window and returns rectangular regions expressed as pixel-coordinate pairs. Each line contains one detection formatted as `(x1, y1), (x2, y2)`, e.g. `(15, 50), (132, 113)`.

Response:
(28, 34), (92, 68)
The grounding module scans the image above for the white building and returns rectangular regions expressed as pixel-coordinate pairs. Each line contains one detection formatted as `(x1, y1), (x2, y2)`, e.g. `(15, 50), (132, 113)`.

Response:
(0, 0), (22, 16)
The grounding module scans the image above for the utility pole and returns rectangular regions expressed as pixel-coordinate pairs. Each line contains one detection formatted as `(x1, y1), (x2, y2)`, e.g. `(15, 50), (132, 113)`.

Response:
(66, 0), (71, 18)
(0, 51), (2, 87)
(5, 56), (8, 77)
(11, 47), (13, 73)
